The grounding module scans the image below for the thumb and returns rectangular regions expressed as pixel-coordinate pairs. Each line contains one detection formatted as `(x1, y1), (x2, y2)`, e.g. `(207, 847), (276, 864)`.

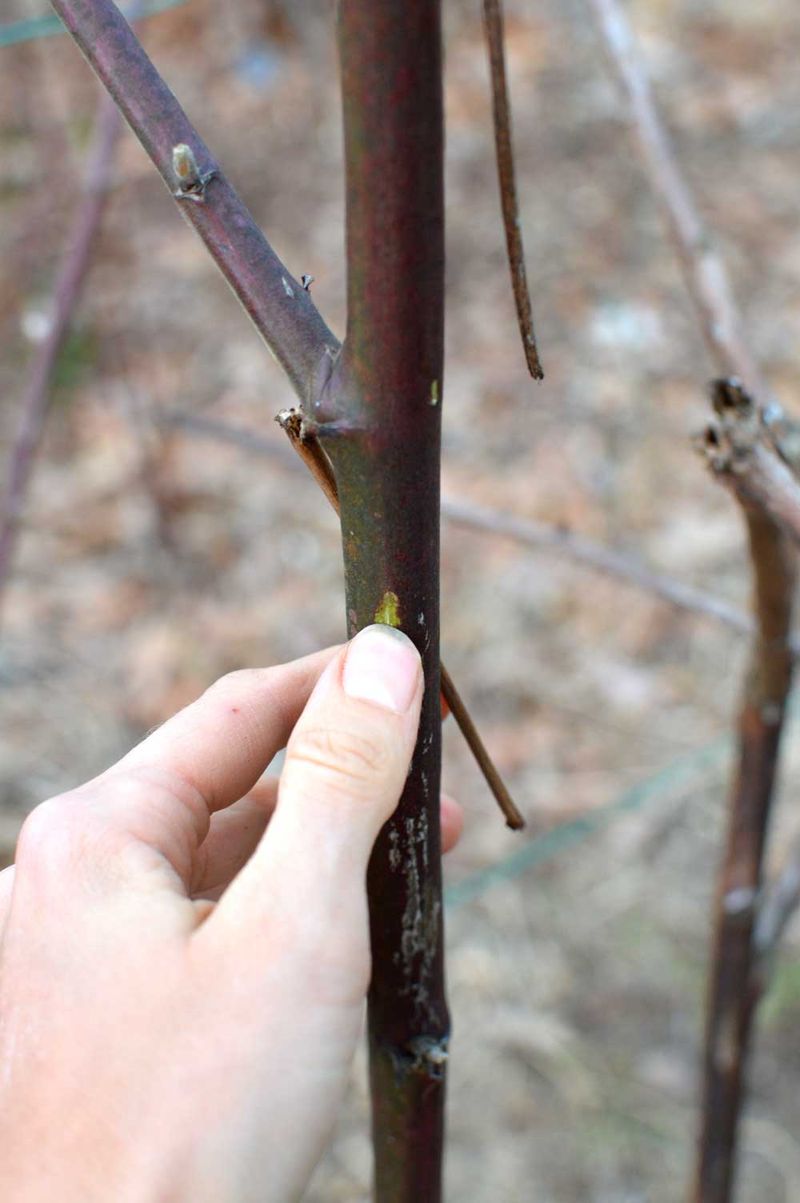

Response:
(281, 621), (423, 841)
(206, 624), (423, 966)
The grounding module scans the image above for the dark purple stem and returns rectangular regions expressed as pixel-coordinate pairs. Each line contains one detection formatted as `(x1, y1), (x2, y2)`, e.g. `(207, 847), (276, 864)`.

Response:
(325, 3), (448, 1198)
(49, 0), (338, 402)
(0, 90), (122, 610)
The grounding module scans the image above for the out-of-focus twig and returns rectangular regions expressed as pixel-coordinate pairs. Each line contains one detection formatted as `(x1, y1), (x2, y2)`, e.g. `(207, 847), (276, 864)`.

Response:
(587, 3), (799, 1191)
(275, 407), (525, 831)
(163, 410), (758, 639)
(693, 378), (797, 1203)
(0, 90), (123, 613)
(587, 0), (769, 402)
(158, 411), (295, 464)
(443, 494), (754, 636)
(482, 0), (543, 380)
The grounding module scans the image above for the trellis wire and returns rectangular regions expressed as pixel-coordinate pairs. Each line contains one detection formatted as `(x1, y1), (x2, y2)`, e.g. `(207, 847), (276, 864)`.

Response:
(0, 0), (187, 50)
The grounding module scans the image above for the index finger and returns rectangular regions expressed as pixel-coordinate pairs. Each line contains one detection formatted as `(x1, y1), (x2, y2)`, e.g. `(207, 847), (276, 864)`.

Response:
(14, 647), (342, 911)
(114, 646), (340, 816)
(59, 646), (342, 891)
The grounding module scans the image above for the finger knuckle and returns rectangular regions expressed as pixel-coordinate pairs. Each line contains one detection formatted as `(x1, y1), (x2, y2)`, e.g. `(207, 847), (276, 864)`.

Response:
(114, 766), (206, 833)
(204, 668), (253, 699)
(15, 794), (86, 871)
(203, 667), (276, 707)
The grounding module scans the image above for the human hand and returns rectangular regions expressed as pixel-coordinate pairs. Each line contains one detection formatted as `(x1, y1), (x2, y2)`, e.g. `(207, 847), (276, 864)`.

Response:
(0, 625), (461, 1203)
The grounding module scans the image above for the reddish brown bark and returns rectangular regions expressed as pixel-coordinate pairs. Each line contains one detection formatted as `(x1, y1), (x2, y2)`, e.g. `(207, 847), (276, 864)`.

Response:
(693, 382), (797, 1203)
(320, 6), (449, 1196)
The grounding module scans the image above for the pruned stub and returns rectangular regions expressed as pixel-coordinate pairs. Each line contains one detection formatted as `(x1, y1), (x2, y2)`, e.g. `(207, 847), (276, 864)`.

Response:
(698, 377), (762, 474)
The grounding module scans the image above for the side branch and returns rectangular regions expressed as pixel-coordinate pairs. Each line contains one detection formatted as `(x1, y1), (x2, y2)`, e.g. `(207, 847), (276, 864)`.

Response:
(50, 0), (338, 402)
(692, 378), (797, 1203)
(587, 0), (769, 400)
(482, 0), (543, 380)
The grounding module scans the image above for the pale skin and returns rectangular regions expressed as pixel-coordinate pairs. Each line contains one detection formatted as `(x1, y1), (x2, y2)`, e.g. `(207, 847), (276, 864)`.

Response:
(0, 624), (462, 1202)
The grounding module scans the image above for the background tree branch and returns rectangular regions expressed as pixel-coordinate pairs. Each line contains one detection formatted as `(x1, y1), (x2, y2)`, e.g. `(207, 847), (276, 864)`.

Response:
(587, 0), (769, 401)
(160, 408), (766, 640)
(692, 379), (797, 1203)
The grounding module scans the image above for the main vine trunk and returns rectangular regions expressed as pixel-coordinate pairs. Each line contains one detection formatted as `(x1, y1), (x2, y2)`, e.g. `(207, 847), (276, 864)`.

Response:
(318, 3), (449, 1200)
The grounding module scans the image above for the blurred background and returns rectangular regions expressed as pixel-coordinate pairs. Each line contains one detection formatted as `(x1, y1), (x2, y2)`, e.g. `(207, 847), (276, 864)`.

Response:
(2, 0), (800, 1198)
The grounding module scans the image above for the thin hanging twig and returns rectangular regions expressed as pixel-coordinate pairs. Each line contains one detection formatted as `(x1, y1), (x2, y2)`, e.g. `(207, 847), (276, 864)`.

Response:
(275, 408), (340, 512)
(275, 407), (525, 832)
(437, 662), (523, 828)
(442, 493), (755, 637)
(482, 0), (543, 380)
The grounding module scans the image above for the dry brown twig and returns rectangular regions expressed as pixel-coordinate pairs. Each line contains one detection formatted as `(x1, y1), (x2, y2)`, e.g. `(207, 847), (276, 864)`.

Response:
(275, 407), (525, 832)
(482, 0), (543, 380)
(587, 3), (798, 1196)
(693, 379), (797, 1203)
